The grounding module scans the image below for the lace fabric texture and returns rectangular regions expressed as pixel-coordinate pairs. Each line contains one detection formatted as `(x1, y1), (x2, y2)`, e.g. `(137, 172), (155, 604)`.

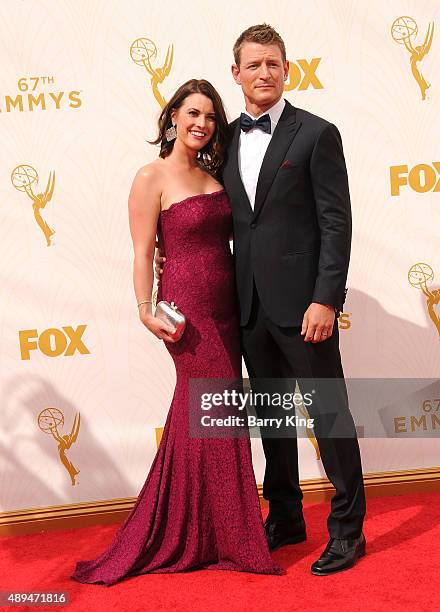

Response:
(71, 190), (284, 586)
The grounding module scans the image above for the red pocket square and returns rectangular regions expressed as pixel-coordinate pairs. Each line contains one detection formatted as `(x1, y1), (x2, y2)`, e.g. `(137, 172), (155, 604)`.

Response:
(281, 159), (292, 169)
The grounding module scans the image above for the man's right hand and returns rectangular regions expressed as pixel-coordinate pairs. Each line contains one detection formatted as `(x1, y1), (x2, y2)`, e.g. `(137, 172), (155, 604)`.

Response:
(154, 240), (166, 281)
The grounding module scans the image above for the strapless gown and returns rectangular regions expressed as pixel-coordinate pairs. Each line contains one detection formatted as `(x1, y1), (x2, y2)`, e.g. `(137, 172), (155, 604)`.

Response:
(71, 189), (284, 585)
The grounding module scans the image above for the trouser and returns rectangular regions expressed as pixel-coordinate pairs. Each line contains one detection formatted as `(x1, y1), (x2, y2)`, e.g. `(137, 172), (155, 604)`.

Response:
(240, 283), (366, 538)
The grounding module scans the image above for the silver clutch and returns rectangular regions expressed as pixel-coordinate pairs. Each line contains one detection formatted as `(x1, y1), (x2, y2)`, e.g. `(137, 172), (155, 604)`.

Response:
(155, 300), (186, 341)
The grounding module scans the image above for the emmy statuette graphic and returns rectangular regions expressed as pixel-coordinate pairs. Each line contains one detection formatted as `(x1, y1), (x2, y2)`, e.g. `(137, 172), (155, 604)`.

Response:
(391, 16), (434, 101)
(130, 37), (173, 109)
(408, 263), (440, 337)
(11, 165), (56, 246)
(38, 408), (81, 486)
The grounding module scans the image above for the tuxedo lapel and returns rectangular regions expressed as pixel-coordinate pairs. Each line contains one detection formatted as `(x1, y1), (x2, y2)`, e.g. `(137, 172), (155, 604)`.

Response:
(223, 119), (253, 215)
(252, 101), (302, 221)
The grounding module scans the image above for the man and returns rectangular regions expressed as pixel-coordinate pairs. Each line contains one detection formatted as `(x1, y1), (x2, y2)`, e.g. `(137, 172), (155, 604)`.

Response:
(158, 23), (366, 576)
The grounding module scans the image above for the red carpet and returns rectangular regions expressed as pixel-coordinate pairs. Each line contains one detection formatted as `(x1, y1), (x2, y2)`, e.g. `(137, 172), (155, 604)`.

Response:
(1, 491), (439, 611)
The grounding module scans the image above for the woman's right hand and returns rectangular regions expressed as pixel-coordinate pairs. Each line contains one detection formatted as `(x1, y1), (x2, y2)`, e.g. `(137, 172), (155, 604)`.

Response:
(140, 311), (177, 343)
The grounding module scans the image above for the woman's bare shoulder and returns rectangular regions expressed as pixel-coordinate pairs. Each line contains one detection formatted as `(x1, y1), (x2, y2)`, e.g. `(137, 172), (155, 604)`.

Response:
(134, 158), (167, 183)
(129, 161), (168, 212)
(130, 159), (167, 201)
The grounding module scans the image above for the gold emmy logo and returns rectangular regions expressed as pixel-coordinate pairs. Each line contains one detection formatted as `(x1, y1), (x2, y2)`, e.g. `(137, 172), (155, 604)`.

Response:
(394, 398), (440, 434)
(391, 16), (434, 101)
(284, 58), (323, 92)
(11, 165), (55, 246)
(1, 77), (82, 113)
(130, 38), (173, 109)
(38, 408), (80, 486)
(408, 263), (440, 337)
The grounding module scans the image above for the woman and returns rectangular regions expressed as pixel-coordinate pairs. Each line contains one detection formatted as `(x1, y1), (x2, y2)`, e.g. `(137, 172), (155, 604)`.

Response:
(71, 79), (283, 585)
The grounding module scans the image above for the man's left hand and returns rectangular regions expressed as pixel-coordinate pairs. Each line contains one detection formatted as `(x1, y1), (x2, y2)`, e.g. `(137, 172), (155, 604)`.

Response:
(301, 302), (335, 343)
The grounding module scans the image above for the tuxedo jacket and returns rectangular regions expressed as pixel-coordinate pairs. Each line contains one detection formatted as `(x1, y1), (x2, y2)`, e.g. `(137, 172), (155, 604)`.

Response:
(222, 100), (352, 328)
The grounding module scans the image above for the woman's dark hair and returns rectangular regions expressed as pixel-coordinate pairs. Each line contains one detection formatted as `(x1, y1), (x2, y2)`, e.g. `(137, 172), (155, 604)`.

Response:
(149, 79), (229, 176)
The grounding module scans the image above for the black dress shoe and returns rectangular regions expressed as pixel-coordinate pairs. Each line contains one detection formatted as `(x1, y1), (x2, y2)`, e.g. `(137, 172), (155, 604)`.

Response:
(264, 519), (307, 551)
(311, 532), (366, 575)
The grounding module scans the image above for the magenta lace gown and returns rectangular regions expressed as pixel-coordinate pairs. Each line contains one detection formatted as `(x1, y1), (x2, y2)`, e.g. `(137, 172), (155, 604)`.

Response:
(71, 189), (283, 586)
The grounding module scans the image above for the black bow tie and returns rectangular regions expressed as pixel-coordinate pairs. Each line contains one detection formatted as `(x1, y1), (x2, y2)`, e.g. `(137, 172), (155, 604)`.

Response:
(240, 112), (271, 134)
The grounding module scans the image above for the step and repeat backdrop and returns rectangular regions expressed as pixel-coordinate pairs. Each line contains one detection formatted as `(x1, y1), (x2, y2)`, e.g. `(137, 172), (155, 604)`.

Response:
(0, 0), (439, 513)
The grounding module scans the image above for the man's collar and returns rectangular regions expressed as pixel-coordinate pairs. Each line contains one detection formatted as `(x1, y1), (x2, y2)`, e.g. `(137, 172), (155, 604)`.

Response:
(243, 97), (286, 126)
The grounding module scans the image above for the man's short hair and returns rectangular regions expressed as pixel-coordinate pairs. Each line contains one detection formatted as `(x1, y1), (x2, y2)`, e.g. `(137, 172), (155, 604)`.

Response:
(233, 23), (286, 66)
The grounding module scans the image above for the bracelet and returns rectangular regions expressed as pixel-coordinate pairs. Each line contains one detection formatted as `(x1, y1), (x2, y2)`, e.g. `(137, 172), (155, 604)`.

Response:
(137, 300), (152, 307)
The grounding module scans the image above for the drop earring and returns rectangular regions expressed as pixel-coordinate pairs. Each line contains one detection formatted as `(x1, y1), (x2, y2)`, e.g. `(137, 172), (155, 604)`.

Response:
(165, 123), (177, 142)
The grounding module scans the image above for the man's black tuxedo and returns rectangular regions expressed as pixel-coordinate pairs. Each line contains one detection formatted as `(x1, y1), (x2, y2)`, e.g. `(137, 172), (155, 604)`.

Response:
(221, 99), (365, 539)
(222, 100), (351, 327)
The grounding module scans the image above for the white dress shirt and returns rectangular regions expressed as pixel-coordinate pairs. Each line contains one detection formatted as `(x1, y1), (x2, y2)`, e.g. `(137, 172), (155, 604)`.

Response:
(238, 97), (286, 209)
